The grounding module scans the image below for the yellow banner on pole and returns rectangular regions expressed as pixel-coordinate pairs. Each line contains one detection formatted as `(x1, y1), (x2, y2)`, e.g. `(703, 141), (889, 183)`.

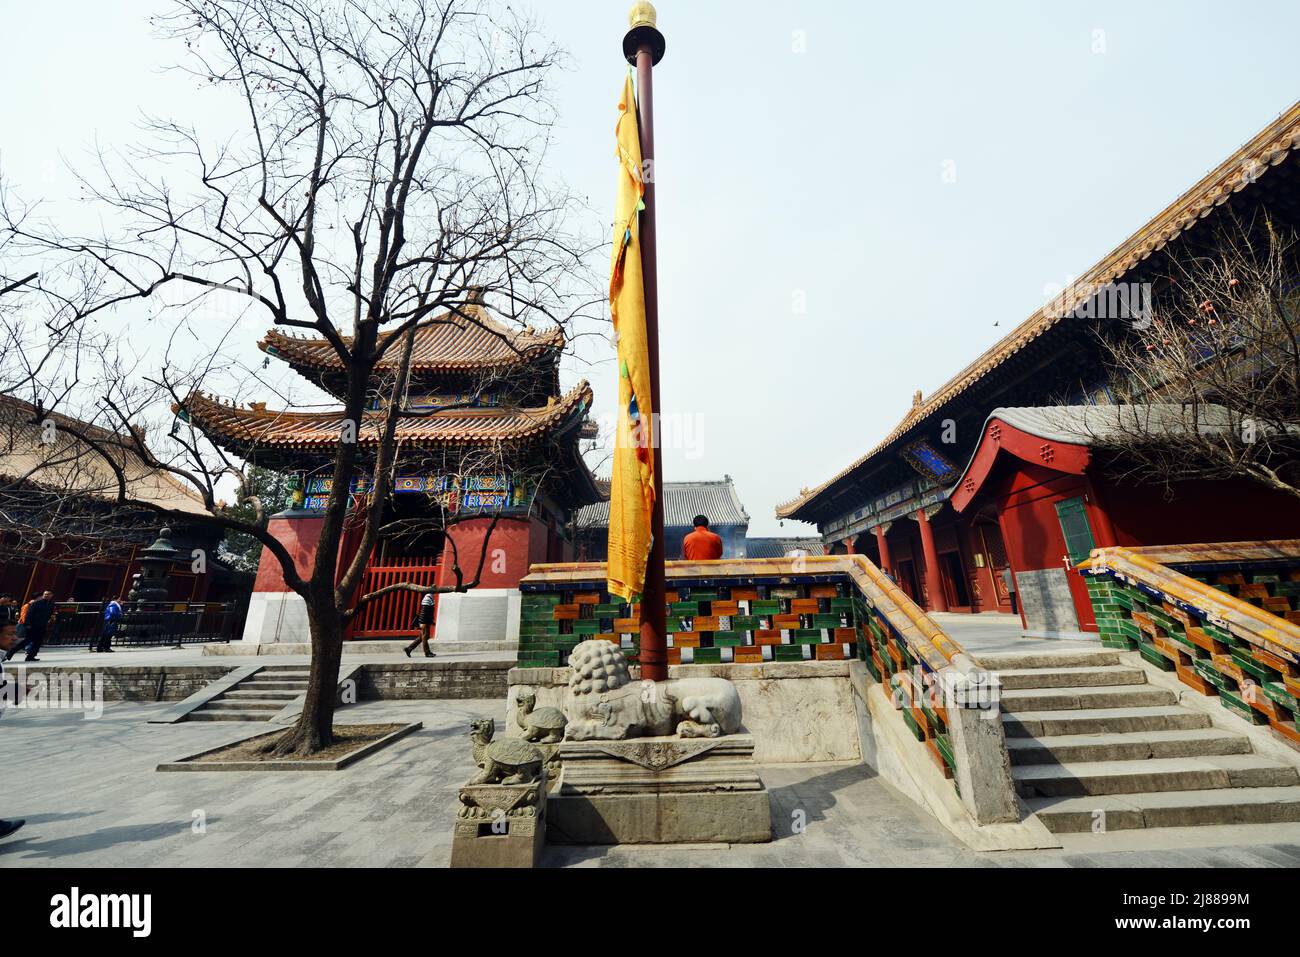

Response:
(607, 74), (655, 602)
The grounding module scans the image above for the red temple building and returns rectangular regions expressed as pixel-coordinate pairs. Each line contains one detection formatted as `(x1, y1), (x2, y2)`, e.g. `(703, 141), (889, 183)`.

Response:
(181, 296), (602, 646)
(0, 394), (250, 609)
(780, 102), (1300, 641)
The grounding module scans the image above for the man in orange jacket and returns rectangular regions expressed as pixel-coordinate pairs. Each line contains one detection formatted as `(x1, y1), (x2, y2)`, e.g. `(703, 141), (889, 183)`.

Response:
(682, 515), (724, 561)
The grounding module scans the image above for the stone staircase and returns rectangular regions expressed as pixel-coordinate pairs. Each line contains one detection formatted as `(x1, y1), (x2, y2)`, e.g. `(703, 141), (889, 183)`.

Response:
(985, 650), (1300, 833)
(185, 666), (310, 723)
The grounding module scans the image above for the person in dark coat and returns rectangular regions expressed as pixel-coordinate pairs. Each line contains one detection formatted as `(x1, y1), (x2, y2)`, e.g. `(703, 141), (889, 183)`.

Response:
(6, 591), (56, 662)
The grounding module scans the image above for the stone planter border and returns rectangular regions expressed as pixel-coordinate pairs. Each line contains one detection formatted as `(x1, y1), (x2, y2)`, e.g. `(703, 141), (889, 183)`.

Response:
(155, 722), (423, 773)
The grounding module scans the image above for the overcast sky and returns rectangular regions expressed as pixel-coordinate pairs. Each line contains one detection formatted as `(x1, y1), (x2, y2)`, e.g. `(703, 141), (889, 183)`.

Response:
(4, 1), (1299, 536)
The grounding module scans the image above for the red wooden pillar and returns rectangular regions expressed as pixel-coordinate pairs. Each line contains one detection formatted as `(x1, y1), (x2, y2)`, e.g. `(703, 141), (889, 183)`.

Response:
(916, 509), (949, 614)
(843, 538), (856, 556)
(874, 525), (892, 575)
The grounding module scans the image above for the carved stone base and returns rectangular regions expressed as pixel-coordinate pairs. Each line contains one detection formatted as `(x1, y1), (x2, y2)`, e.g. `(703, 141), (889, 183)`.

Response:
(547, 735), (771, 845)
(450, 770), (547, 868)
(533, 742), (563, 789)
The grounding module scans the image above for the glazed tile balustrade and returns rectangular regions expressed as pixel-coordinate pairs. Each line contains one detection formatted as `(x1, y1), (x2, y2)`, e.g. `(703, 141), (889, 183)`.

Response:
(518, 556), (983, 785)
(1080, 541), (1300, 748)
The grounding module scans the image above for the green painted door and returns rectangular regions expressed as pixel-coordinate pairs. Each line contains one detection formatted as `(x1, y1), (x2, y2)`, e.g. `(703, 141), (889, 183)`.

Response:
(1055, 497), (1097, 566)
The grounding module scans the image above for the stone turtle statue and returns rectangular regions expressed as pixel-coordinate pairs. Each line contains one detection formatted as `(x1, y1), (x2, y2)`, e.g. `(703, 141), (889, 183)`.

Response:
(515, 691), (567, 744)
(469, 718), (543, 785)
(562, 640), (743, 742)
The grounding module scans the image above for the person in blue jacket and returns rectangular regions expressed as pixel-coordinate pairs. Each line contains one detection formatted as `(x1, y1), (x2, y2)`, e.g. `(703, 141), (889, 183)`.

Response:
(93, 597), (125, 654)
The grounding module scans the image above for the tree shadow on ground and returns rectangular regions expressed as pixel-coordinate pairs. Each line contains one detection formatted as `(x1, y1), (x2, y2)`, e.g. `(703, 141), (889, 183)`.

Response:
(764, 762), (874, 843)
(0, 820), (195, 861)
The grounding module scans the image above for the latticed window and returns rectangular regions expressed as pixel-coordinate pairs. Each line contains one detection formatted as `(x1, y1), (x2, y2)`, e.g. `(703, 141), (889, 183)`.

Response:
(1055, 497), (1097, 565)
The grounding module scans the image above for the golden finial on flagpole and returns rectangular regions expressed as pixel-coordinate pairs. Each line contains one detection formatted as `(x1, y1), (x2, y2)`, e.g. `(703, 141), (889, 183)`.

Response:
(624, 1), (666, 65)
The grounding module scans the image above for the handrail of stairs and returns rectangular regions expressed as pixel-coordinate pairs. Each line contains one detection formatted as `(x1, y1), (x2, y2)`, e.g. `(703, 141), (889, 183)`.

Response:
(836, 555), (1018, 824)
(839, 555), (975, 674)
(1081, 543), (1300, 655)
(1078, 541), (1300, 747)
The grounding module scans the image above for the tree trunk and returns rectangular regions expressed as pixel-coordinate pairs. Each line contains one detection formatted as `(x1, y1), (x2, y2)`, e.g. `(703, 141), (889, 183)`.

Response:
(265, 592), (344, 757)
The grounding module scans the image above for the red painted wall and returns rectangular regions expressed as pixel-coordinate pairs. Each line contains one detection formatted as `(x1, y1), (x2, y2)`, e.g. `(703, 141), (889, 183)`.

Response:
(988, 464), (1099, 632)
(252, 515), (325, 593)
(251, 510), (554, 610)
(970, 452), (1300, 635)
(439, 516), (544, 591)
(1092, 469), (1300, 547)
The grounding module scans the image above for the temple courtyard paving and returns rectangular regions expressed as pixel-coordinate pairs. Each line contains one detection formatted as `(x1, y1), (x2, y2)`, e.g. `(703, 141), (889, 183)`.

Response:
(7, 696), (1300, 868)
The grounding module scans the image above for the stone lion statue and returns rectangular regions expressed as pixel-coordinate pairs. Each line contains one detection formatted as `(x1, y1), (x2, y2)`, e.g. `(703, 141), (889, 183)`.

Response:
(562, 640), (743, 741)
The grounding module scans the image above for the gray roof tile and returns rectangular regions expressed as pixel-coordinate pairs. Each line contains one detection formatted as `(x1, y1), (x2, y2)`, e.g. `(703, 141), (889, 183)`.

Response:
(577, 478), (750, 530)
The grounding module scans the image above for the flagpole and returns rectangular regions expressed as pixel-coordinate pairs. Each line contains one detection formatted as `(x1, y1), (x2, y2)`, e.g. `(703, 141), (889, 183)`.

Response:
(624, 2), (668, 682)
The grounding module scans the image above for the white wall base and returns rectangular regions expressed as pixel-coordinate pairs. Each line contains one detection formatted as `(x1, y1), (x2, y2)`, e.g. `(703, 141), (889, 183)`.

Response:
(505, 591), (522, 644)
(437, 588), (519, 644)
(242, 592), (310, 645)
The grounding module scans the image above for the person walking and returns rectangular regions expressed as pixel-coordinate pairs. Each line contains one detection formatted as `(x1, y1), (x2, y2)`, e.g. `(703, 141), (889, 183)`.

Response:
(0, 598), (15, 672)
(93, 597), (124, 654)
(404, 591), (437, 659)
(1002, 567), (1019, 616)
(0, 597), (16, 652)
(682, 515), (724, 561)
(6, 591), (56, 663)
(0, 642), (24, 841)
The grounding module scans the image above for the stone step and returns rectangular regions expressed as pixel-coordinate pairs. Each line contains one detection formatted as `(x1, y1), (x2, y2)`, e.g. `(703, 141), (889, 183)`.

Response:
(1013, 755), (1299, 798)
(995, 666), (1148, 691)
(1004, 706), (1212, 738)
(1027, 786), (1300, 833)
(240, 676), (308, 686)
(977, 651), (1121, 671)
(222, 689), (301, 701)
(201, 699), (285, 712)
(999, 684), (1177, 714)
(1007, 728), (1254, 765)
(257, 670), (311, 678)
(184, 711), (272, 722)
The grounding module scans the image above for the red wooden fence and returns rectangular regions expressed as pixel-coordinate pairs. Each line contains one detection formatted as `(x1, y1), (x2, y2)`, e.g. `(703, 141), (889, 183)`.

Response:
(352, 557), (441, 639)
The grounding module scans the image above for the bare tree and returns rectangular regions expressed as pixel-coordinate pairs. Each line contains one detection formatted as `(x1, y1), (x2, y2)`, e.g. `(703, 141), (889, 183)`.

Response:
(1091, 214), (1300, 501)
(0, 0), (598, 755)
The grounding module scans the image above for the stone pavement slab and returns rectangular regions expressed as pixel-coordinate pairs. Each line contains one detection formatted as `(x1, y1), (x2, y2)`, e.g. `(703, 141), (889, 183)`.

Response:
(930, 612), (1103, 658)
(6, 700), (1300, 868)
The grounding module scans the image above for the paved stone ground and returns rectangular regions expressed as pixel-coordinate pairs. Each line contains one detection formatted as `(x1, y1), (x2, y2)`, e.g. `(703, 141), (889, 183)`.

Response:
(930, 612), (1103, 659)
(6, 699), (1300, 868)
